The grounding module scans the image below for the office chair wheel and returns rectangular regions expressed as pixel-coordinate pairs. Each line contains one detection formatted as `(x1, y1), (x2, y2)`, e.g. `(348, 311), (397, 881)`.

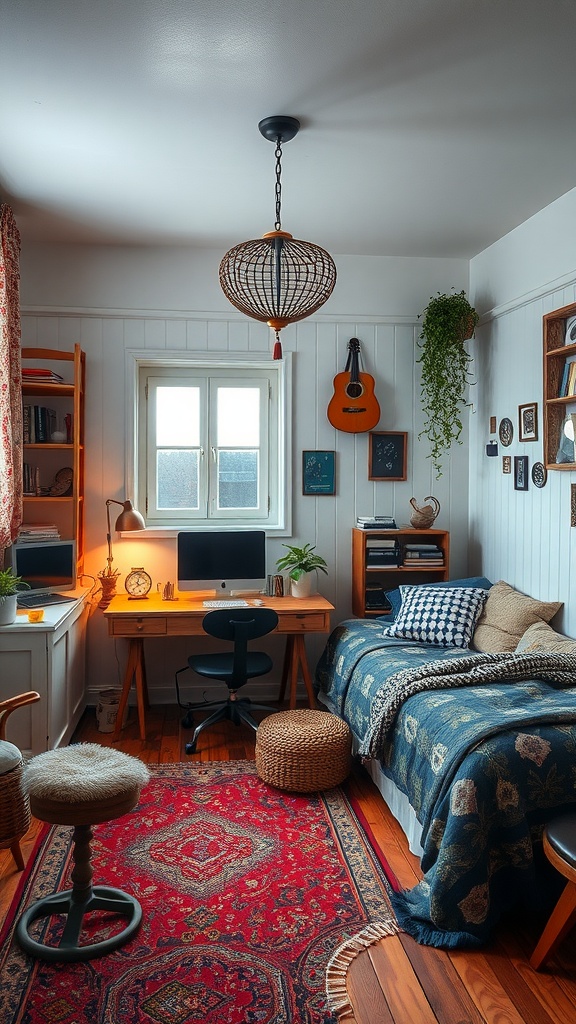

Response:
(181, 710), (195, 729)
(185, 740), (197, 755)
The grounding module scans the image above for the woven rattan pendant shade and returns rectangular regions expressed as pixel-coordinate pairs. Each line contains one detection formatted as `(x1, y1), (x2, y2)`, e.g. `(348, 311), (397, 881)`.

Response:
(219, 117), (337, 358)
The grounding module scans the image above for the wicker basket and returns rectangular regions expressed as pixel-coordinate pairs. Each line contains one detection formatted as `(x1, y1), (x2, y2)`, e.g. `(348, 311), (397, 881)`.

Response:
(0, 756), (30, 851)
(255, 709), (352, 792)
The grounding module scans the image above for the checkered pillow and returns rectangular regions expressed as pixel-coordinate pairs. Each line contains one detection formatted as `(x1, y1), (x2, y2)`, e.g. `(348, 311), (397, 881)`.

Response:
(387, 585), (489, 648)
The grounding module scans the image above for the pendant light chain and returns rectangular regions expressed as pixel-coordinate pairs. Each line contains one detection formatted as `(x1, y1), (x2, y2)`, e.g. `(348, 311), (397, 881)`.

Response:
(274, 139), (283, 231)
(219, 114), (337, 361)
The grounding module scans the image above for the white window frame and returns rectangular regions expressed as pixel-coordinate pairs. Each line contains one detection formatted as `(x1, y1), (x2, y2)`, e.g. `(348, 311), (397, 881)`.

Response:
(126, 350), (291, 534)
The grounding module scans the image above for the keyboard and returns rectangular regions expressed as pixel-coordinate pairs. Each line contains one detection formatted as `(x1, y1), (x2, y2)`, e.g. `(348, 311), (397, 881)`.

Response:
(17, 593), (74, 609)
(202, 599), (250, 609)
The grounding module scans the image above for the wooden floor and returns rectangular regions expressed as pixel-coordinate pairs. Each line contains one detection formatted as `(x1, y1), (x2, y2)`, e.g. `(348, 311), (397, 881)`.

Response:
(2, 703), (576, 1024)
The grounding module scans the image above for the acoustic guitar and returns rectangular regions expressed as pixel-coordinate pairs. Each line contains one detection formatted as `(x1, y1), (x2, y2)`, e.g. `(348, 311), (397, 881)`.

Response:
(327, 337), (380, 433)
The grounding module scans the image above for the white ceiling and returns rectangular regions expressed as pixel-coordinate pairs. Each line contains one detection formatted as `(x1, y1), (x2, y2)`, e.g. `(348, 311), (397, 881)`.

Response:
(2, 0), (576, 260)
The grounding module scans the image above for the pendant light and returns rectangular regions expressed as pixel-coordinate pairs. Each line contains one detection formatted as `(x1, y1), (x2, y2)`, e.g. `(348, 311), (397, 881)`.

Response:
(219, 116), (337, 359)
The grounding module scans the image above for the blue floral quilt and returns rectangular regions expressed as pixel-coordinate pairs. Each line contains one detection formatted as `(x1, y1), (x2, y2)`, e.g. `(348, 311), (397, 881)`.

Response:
(315, 619), (576, 947)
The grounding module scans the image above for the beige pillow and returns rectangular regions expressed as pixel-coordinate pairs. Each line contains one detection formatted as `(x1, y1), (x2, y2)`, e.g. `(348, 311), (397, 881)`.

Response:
(472, 580), (562, 653)
(515, 620), (576, 654)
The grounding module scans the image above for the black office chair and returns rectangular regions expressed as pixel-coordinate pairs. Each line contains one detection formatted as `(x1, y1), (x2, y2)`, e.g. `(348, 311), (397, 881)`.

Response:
(175, 607), (279, 754)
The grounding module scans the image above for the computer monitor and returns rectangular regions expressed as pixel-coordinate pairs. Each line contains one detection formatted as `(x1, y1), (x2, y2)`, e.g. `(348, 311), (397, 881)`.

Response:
(177, 530), (266, 596)
(8, 539), (77, 594)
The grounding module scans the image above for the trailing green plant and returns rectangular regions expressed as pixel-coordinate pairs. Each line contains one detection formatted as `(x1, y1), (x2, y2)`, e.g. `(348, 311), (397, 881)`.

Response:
(417, 290), (479, 477)
(0, 566), (30, 600)
(276, 543), (328, 582)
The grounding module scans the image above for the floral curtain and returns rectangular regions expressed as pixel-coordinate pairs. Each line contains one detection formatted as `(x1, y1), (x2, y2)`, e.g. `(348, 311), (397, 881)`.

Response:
(0, 205), (22, 551)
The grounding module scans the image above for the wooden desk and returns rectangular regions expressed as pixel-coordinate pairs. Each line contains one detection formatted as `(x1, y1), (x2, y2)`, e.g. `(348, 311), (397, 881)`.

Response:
(103, 593), (334, 741)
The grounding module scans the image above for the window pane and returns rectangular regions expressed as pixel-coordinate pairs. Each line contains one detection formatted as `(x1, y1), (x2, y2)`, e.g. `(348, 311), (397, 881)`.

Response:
(217, 450), (258, 509)
(157, 450), (199, 509)
(156, 387), (200, 446)
(217, 388), (259, 446)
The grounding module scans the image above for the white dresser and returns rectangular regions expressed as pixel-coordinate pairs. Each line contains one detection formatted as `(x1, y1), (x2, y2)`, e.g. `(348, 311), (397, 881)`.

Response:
(0, 591), (89, 754)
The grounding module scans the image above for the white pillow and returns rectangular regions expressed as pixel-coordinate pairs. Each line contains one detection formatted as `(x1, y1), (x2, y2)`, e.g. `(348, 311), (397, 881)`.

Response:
(387, 585), (488, 648)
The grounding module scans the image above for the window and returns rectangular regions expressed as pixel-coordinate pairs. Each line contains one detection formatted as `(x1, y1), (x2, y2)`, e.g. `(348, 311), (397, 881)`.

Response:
(136, 358), (287, 529)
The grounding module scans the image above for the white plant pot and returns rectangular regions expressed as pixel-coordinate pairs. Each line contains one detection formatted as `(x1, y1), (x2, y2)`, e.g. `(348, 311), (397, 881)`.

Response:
(0, 595), (18, 626)
(290, 572), (317, 599)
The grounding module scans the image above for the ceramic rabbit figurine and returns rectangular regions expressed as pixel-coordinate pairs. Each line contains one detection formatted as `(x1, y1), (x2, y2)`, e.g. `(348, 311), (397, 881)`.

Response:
(409, 496), (440, 529)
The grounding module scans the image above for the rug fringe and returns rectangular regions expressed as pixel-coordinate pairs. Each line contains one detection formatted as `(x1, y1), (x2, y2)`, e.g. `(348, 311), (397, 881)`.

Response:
(326, 920), (397, 1017)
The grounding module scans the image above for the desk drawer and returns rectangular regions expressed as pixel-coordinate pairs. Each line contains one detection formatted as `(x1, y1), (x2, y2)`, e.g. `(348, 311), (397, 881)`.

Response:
(111, 617), (167, 637)
(277, 612), (328, 633)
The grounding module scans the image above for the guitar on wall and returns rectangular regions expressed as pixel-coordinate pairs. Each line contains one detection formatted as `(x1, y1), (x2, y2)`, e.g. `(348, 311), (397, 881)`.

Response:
(327, 337), (380, 433)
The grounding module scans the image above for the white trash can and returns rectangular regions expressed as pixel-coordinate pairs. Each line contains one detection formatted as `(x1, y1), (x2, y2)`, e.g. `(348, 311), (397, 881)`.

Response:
(96, 689), (128, 733)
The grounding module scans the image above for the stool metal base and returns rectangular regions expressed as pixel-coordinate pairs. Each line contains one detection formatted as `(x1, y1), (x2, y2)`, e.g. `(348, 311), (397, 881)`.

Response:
(16, 885), (142, 962)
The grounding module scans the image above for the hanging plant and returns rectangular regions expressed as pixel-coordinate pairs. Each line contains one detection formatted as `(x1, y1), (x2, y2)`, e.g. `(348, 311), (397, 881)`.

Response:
(417, 290), (479, 477)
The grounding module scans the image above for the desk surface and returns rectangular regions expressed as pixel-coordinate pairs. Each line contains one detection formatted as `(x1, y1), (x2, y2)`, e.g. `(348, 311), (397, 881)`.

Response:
(103, 593), (334, 617)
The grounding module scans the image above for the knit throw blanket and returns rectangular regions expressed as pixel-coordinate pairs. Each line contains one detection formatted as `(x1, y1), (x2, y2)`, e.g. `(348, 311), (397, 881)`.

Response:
(358, 650), (576, 759)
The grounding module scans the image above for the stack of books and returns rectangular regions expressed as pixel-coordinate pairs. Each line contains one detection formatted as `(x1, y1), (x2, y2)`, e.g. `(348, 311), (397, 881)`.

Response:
(18, 522), (61, 542)
(366, 537), (399, 568)
(403, 542), (444, 566)
(356, 515), (398, 530)
(23, 405), (58, 443)
(22, 367), (65, 384)
(559, 359), (576, 397)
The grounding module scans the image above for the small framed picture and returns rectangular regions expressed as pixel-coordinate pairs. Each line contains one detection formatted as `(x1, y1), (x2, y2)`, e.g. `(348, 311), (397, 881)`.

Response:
(302, 450), (336, 495)
(514, 455), (529, 490)
(518, 402), (538, 442)
(369, 432), (407, 481)
(489, 415), (497, 434)
(502, 455), (512, 474)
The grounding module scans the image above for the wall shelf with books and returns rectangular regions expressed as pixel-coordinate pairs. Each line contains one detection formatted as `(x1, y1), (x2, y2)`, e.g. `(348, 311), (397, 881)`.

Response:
(20, 345), (85, 575)
(352, 527), (450, 617)
(543, 301), (576, 470)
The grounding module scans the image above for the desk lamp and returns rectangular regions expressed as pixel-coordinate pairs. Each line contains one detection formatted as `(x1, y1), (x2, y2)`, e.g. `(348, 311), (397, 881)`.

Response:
(98, 499), (145, 608)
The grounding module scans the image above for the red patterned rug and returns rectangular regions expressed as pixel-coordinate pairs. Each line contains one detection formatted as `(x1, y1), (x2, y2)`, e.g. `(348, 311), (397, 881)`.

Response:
(0, 761), (398, 1024)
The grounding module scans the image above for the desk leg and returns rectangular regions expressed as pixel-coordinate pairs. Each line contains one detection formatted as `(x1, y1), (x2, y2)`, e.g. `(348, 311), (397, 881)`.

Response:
(280, 634), (316, 710)
(113, 638), (147, 741)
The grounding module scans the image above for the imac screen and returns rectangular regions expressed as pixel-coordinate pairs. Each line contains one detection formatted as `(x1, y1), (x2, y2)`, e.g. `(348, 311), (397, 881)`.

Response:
(177, 530), (266, 594)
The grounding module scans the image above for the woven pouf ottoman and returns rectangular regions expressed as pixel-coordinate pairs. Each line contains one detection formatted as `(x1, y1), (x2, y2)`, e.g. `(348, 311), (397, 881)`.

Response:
(16, 743), (150, 963)
(256, 709), (352, 792)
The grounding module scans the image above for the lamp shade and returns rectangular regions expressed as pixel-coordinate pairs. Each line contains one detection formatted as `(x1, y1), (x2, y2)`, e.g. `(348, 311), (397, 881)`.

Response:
(219, 230), (337, 332)
(114, 500), (146, 532)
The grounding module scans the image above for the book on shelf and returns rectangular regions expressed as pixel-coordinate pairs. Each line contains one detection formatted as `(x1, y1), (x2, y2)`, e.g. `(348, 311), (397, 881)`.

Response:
(366, 537), (397, 548)
(401, 544), (440, 552)
(17, 524), (59, 540)
(560, 361), (571, 397)
(356, 516), (398, 529)
(22, 368), (64, 383)
(26, 405), (57, 443)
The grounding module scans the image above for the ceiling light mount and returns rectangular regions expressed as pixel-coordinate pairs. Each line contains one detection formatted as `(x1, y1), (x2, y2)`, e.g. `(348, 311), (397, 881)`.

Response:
(257, 115), (300, 145)
(219, 115), (336, 359)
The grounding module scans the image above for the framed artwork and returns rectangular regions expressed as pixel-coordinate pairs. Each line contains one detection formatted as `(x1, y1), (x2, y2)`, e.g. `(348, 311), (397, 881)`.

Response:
(369, 432), (407, 481)
(502, 455), (511, 474)
(518, 402), (538, 442)
(531, 462), (547, 488)
(489, 415), (497, 434)
(514, 455), (529, 491)
(499, 417), (513, 446)
(302, 450), (336, 495)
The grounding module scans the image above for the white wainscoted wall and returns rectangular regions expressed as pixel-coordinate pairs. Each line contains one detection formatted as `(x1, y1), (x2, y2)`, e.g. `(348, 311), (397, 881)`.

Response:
(469, 188), (576, 639)
(20, 244), (472, 704)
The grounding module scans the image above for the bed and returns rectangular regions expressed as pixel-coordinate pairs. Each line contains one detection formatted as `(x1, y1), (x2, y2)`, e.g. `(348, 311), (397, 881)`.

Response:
(315, 578), (576, 948)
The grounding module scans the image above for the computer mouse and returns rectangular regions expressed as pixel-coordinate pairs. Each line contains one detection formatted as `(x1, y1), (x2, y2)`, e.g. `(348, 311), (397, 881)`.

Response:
(253, 599), (264, 606)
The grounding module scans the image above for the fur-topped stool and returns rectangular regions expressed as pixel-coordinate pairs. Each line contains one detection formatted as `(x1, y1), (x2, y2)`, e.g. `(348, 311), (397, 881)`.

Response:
(16, 743), (150, 963)
(256, 709), (352, 792)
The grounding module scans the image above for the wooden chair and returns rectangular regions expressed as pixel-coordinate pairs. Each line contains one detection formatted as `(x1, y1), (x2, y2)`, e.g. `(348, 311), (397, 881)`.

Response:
(0, 691), (41, 870)
(530, 813), (576, 969)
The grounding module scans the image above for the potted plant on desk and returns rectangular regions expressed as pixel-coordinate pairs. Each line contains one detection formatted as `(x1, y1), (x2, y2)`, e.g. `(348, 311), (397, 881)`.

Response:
(276, 543), (328, 599)
(0, 568), (30, 626)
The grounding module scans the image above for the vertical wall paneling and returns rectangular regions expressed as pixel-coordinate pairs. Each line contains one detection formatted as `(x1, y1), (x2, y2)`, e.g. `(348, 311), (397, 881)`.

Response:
(21, 306), (471, 702)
